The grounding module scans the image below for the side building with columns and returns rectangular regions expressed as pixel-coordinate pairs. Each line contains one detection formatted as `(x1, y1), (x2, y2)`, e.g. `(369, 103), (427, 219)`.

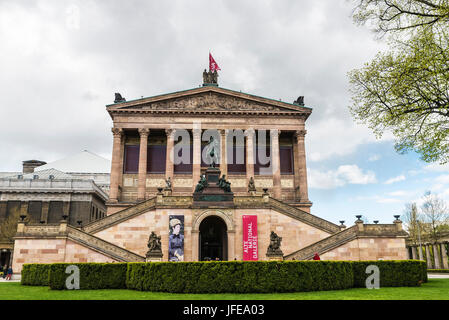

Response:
(11, 72), (410, 272)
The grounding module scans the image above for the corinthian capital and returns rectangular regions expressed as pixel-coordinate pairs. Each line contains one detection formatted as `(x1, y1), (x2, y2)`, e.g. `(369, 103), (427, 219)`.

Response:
(138, 128), (150, 137)
(111, 127), (123, 137)
(295, 130), (307, 138)
(270, 129), (281, 138)
(165, 129), (176, 139)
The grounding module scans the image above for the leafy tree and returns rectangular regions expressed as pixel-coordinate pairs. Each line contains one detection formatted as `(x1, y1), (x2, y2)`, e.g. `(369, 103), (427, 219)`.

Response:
(349, 0), (449, 163)
(420, 191), (449, 243)
(402, 202), (423, 245)
(0, 206), (23, 243)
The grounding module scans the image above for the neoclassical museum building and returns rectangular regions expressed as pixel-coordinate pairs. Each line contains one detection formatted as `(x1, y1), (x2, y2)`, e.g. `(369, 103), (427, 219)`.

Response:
(12, 71), (409, 271)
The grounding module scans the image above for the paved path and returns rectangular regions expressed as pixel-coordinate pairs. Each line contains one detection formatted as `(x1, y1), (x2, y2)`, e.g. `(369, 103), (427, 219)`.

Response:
(428, 274), (449, 279)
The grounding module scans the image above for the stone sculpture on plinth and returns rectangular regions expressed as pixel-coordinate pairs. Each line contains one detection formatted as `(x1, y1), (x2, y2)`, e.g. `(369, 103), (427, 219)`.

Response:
(146, 231), (163, 262)
(266, 231), (284, 260)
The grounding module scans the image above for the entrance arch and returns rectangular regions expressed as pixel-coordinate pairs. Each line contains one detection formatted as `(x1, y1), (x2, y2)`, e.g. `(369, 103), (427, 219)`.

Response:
(199, 216), (228, 261)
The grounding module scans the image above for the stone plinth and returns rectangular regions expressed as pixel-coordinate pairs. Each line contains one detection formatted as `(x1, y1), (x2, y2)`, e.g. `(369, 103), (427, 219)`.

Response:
(146, 251), (163, 262)
(193, 167), (234, 207)
(266, 253), (284, 261)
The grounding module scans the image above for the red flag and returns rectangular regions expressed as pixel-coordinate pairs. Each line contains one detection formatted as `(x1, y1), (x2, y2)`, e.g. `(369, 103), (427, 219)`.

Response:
(209, 53), (221, 72)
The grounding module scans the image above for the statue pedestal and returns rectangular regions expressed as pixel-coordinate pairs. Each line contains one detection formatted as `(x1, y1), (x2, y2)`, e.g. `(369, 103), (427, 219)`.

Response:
(193, 167), (234, 207)
(266, 253), (284, 261)
(163, 188), (172, 196)
(146, 257), (163, 262)
(249, 190), (256, 196)
(146, 251), (163, 262)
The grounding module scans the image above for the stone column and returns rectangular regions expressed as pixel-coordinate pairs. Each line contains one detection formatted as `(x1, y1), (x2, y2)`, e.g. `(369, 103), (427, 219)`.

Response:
(271, 129), (281, 199)
(192, 230), (199, 261)
(433, 244), (441, 269)
(165, 129), (175, 180)
(20, 201), (28, 218)
(295, 130), (309, 203)
(62, 202), (70, 222)
(411, 246), (417, 259)
(228, 230), (235, 261)
(418, 244), (424, 261)
(441, 243), (449, 269)
(40, 201), (49, 223)
(220, 129), (228, 177)
(109, 128), (123, 203)
(192, 129), (202, 192)
(245, 128), (255, 186)
(137, 128), (150, 201)
(425, 244), (433, 269)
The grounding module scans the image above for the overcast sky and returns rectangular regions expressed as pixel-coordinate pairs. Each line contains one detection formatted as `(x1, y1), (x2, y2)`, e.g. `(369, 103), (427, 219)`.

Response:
(1, 0), (447, 225)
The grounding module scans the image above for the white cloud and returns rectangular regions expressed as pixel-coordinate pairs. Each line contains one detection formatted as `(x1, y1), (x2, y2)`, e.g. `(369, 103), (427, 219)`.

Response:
(387, 190), (408, 197)
(368, 154), (381, 162)
(384, 175), (406, 184)
(309, 164), (377, 189)
(424, 163), (449, 172)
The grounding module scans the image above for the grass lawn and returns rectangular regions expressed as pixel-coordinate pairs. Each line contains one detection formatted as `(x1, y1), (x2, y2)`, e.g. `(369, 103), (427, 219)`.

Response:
(0, 279), (448, 300)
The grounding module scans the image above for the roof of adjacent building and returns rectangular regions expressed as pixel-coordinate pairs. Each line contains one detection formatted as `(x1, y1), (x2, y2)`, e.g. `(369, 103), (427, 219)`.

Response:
(21, 168), (74, 180)
(35, 151), (111, 174)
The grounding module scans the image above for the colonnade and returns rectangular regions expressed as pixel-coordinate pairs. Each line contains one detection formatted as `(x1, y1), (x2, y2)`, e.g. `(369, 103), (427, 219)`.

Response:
(109, 128), (310, 203)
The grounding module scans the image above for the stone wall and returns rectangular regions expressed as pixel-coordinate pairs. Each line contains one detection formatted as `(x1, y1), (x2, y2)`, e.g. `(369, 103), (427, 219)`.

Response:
(320, 237), (407, 261)
(12, 238), (119, 273)
(94, 207), (332, 261)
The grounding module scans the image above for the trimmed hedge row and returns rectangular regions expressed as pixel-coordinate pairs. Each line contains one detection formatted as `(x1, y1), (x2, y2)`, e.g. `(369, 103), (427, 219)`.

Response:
(126, 261), (354, 293)
(48, 263), (128, 290)
(428, 269), (449, 273)
(21, 260), (427, 292)
(21, 264), (51, 286)
(352, 260), (428, 287)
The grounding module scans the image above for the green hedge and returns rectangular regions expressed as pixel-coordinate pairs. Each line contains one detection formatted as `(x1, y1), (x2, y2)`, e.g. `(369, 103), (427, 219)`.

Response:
(48, 263), (128, 290)
(21, 264), (51, 286)
(21, 260), (427, 292)
(126, 261), (354, 293)
(428, 269), (449, 273)
(352, 260), (427, 287)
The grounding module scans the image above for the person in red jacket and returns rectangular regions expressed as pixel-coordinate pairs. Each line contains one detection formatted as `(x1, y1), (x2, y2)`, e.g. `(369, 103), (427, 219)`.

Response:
(313, 252), (320, 260)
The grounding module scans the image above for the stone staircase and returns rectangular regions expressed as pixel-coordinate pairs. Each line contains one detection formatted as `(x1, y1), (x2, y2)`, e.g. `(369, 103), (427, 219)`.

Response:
(67, 226), (145, 262)
(83, 197), (157, 234)
(268, 198), (341, 234)
(285, 225), (358, 260)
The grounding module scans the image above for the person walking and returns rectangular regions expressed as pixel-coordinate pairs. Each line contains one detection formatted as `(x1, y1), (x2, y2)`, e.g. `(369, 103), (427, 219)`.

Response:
(2, 265), (6, 279)
(5, 266), (12, 280)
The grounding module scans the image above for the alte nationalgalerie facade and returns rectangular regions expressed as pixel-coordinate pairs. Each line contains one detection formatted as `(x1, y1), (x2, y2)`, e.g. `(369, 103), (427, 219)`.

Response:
(11, 71), (409, 272)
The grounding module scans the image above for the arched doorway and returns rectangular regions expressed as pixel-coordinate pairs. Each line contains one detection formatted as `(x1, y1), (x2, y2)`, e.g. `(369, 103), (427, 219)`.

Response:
(199, 216), (228, 261)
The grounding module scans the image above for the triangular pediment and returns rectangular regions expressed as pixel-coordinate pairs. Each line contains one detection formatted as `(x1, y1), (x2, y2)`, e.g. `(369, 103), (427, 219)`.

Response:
(107, 86), (312, 115)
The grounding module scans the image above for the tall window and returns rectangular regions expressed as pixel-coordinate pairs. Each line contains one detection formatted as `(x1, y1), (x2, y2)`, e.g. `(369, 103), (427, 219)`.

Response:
(280, 146), (294, 174)
(147, 145), (167, 174)
(28, 201), (42, 223)
(255, 144), (271, 175)
(227, 145), (246, 174)
(174, 144), (193, 174)
(123, 145), (139, 173)
(47, 201), (63, 224)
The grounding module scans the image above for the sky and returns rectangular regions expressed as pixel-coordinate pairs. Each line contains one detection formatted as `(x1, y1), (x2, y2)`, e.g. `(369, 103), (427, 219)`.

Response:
(0, 0), (447, 226)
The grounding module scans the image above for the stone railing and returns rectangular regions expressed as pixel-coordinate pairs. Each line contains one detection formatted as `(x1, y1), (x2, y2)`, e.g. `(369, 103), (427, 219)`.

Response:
(20, 225), (61, 237)
(268, 198), (341, 234)
(83, 197), (157, 234)
(67, 226), (145, 262)
(360, 224), (408, 237)
(159, 196), (193, 207)
(285, 226), (358, 260)
(234, 196), (265, 208)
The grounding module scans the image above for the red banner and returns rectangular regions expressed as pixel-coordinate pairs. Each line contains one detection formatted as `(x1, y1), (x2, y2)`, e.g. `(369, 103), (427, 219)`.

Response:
(209, 53), (221, 72)
(242, 215), (258, 261)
